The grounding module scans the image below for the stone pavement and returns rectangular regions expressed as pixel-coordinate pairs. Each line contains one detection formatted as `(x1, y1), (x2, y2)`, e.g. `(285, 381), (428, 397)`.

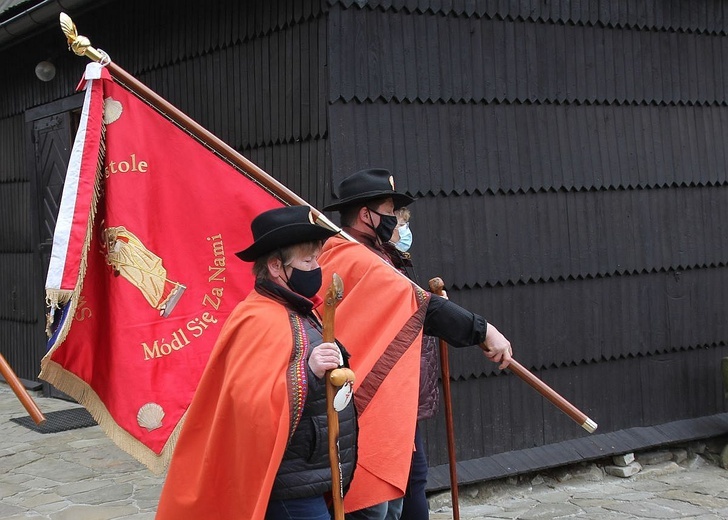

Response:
(0, 385), (163, 519)
(3, 383), (728, 519)
(429, 457), (728, 519)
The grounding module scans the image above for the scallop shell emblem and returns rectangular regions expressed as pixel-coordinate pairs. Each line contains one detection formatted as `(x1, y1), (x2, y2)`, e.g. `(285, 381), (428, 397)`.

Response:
(103, 97), (123, 124)
(137, 402), (164, 431)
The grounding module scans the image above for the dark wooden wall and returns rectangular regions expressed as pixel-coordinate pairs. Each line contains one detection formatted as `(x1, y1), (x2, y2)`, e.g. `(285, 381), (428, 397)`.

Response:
(0, 109), (43, 384)
(325, 0), (728, 470)
(2, 0), (728, 482)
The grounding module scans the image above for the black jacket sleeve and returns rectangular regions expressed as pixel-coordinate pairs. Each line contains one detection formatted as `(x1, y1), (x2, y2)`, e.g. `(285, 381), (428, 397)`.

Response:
(423, 294), (488, 348)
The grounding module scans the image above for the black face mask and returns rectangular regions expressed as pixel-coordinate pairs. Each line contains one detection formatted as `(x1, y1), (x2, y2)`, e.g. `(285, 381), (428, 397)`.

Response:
(287, 266), (322, 298)
(367, 207), (398, 243)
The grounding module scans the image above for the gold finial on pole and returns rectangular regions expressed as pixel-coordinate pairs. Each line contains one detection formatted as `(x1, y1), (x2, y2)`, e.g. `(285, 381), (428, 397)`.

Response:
(59, 12), (110, 64)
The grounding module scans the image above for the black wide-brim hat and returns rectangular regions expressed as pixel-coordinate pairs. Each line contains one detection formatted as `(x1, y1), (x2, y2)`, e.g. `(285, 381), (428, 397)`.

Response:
(235, 205), (338, 262)
(323, 168), (415, 211)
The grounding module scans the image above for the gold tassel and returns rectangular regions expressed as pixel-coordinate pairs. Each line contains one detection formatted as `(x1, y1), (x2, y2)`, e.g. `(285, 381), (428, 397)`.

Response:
(44, 289), (73, 337)
(43, 120), (107, 349)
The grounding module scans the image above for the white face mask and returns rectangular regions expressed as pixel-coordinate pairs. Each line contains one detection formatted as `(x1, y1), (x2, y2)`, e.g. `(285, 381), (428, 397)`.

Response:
(393, 223), (412, 252)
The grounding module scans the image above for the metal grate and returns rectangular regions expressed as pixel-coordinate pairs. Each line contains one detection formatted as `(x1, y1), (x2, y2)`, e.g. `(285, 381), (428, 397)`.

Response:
(10, 407), (96, 434)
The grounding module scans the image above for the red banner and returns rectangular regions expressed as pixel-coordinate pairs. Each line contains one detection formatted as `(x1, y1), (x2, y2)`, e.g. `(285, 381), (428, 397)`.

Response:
(41, 63), (282, 472)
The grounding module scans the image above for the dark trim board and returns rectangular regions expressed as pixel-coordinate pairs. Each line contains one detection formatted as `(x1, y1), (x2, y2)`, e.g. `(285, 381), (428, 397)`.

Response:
(426, 413), (728, 492)
(24, 92), (84, 122)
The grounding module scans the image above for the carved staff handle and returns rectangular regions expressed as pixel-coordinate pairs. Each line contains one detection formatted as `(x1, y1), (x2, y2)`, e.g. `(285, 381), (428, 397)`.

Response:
(323, 273), (346, 520)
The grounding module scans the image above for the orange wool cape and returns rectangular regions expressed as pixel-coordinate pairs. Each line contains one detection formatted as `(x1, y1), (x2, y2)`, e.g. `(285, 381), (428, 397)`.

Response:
(318, 235), (431, 513)
(156, 236), (429, 518)
(156, 290), (309, 519)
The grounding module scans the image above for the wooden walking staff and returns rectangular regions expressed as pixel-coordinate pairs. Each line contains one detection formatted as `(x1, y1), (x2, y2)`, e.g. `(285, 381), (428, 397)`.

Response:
(0, 354), (46, 425)
(428, 277), (460, 520)
(59, 10), (595, 434)
(322, 273), (354, 520)
(429, 278), (598, 434)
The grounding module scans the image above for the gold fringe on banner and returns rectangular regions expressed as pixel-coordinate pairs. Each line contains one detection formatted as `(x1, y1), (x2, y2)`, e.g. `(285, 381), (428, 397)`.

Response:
(39, 359), (183, 474)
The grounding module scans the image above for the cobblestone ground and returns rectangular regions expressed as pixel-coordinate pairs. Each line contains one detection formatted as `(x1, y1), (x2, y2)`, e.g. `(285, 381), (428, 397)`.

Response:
(3, 384), (728, 519)
(430, 457), (728, 519)
(0, 386), (163, 519)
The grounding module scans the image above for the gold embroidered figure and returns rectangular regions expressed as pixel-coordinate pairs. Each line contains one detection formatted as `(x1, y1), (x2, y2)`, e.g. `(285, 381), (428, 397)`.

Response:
(101, 224), (185, 317)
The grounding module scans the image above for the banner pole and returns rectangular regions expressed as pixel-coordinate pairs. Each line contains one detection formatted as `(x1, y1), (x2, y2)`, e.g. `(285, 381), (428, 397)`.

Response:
(0, 353), (46, 425)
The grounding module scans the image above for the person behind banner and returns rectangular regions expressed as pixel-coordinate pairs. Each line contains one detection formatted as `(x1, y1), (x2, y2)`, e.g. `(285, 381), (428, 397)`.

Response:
(156, 205), (357, 520)
(390, 207), (412, 253)
(321, 168), (513, 520)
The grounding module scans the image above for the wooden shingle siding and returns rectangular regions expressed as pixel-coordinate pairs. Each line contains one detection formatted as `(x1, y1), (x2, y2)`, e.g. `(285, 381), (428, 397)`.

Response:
(0, 182), (33, 251)
(0, 108), (43, 382)
(244, 139), (331, 210)
(90, 0), (325, 75)
(0, 115), (26, 182)
(329, 8), (728, 105)
(329, 102), (728, 195)
(408, 188), (728, 288)
(329, 0), (728, 35)
(423, 345), (728, 470)
(0, 253), (40, 321)
(441, 267), (728, 378)
(326, 0), (728, 480)
(0, 320), (43, 381)
(136, 19), (326, 150)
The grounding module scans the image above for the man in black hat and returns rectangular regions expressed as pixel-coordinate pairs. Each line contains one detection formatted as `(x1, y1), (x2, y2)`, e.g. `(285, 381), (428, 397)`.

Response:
(324, 168), (415, 264)
(158, 205), (358, 520)
(321, 168), (513, 520)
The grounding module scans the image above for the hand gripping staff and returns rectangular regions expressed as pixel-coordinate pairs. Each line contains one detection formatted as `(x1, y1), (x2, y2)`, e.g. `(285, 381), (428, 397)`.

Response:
(323, 273), (355, 520)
